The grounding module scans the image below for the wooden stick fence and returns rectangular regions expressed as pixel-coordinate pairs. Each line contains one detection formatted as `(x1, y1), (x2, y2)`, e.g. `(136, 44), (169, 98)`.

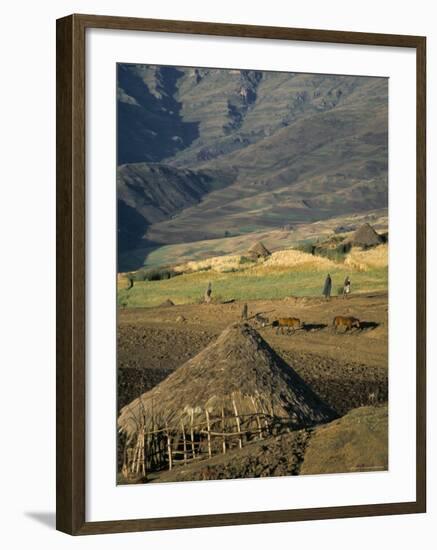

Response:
(121, 406), (289, 480)
(205, 408), (212, 458)
(232, 394), (243, 449)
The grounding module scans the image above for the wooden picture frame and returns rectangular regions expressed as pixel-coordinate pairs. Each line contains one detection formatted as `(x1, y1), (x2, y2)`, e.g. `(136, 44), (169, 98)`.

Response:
(56, 13), (426, 535)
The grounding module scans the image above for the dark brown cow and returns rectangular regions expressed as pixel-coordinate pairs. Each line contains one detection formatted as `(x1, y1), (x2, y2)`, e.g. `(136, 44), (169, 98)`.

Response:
(272, 317), (303, 334)
(332, 315), (361, 332)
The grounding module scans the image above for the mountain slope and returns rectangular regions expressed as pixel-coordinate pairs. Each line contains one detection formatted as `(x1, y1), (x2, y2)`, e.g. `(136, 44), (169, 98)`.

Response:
(117, 163), (235, 259)
(117, 65), (388, 266)
(146, 104), (387, 244)
(117, 64), (199, 164)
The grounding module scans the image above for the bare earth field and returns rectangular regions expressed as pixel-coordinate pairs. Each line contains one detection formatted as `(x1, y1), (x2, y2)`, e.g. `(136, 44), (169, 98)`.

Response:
(117, 292), (388, 481)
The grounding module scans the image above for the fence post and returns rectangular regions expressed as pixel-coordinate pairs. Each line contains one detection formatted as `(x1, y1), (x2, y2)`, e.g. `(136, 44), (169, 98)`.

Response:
(181, 422), (187, 465)
(205, 409), (212, 458)
(141, 428), (146, 478)
(221, 405), (226, 454)
(165, 424), (173, 470)
(190, 409), (196, 459)
(232, 394), (243, 449)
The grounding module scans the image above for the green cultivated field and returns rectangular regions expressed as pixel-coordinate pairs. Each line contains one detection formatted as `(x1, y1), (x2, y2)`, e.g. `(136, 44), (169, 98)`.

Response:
(117, 266), (388, 308)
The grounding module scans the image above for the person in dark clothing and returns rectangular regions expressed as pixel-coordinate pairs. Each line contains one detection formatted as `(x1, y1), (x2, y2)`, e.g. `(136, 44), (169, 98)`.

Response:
(204, 281), (212, 303)
(343, 276), (351, 299)
(322, 273), (332, 300)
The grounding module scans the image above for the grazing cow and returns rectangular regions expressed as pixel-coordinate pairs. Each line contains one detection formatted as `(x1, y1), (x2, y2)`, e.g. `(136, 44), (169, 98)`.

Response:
(332, 315), (361, 332)
(272, 317), (303, 335)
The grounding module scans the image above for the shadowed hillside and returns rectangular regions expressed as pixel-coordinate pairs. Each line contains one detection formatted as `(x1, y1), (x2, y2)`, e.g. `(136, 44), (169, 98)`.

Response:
(117, 64), (388, 268)
(117, 162), (236, 258)
(117, 64), (199, 164)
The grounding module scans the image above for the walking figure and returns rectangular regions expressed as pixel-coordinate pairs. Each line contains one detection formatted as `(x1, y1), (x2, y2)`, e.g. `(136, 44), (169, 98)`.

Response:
(204, 281), (212, 304)
(343, 276), (351, 299)
(322, 273), (332, 300)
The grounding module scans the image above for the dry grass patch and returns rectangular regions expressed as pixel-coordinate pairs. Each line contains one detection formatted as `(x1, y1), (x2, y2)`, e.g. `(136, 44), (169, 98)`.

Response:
(344, 244), (388, 272)
(260, 249), (337, 272)
(117, 273), (132, 290)
(175, 254), (244, 273)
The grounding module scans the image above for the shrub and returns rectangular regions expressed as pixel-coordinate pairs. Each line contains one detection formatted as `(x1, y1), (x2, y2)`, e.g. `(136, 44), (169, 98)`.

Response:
(129, 271), (144, 282)
(337, 241), (352, 254)
(117, 291), (129, 307)
(239, 256), (256, 265)
(134, 267), (182, 281)
(314, 246), (347, 263)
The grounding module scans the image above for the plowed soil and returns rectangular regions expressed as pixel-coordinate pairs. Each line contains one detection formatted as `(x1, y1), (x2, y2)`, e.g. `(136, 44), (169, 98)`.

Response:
(118, 292), (388, 415)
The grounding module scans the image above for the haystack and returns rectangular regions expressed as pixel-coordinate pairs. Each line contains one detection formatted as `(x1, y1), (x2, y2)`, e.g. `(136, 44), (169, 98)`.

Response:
(247, 241), (271, 259)
(351, 223), (383, 248)
(118, 324), (335, 476)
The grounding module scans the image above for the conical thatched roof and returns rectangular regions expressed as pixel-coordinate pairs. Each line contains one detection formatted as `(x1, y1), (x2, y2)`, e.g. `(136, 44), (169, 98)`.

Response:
(118, 324), (336, 439)
(352, 223), (383, 247)
(159, 299), (175, 307)
(248, 241), (271, 258)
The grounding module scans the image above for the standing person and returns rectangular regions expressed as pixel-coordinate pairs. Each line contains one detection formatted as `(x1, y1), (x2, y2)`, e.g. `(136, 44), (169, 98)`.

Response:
(322, 273), (332, 300)
(204, 281), (212, 304)
(343, 276), (351, 299)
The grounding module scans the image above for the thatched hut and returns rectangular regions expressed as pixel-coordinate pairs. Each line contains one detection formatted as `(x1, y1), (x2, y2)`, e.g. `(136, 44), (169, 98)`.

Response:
(159, 299), (175, 307)
(247, 241), (271, 260)
(118, 323), (336, 478)
(351, 223), (383, 248)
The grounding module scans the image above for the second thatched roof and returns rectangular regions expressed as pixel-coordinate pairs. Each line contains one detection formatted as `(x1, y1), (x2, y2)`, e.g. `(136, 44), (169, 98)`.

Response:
(351, 223), (383, 247)
(118, 323), (336, 439)
(248, 241), (271, 258)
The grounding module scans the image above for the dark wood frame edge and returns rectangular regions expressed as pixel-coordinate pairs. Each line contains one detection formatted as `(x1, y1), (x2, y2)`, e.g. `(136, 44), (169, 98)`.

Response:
(56, 13), (427, 536)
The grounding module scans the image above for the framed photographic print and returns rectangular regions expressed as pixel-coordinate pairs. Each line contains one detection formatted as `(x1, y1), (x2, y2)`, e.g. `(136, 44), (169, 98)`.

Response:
(56, 14), (426, 535)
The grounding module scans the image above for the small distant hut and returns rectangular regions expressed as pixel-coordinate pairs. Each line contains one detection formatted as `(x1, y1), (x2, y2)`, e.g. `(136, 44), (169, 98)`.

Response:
(247, 241), (271, 260)
(159, 299), (175, 308)
(118, 324), (335, 478)
(351, 223), (384, 248)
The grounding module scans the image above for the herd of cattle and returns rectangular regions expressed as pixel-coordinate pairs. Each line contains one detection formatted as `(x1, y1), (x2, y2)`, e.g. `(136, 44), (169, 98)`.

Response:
(251, 313), (362, 334)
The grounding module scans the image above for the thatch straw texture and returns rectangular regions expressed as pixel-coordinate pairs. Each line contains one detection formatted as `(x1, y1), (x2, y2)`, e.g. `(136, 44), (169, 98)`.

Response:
(118, 324), (336, 441)
(344, 244), (388, 271)
(262, 249), (336, 271)
(351, 223), (383, 247)
(248, 241), (271, 258)
(174, 254), (243, 274)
